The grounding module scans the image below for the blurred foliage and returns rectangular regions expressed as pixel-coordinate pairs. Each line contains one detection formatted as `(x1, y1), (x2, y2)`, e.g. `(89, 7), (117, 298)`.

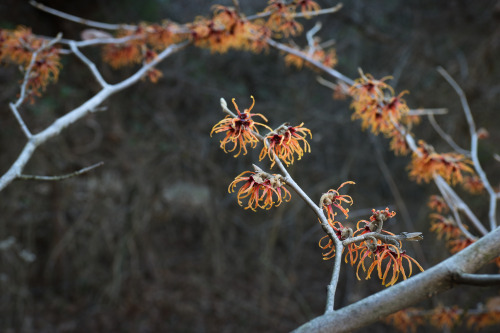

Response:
(1, 0), (499, 332)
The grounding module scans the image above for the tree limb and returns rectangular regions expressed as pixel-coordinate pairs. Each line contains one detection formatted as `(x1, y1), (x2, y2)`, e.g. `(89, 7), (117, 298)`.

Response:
(294, 226), (500, 332)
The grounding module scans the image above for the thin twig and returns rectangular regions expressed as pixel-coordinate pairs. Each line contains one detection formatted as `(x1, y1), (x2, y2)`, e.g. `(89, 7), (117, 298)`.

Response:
(69, 41), (109, 88)
(437, 66), (497, 230)
(428, 113), (470, 156)
(408, 108), (448, 116)
(30, 1), (136, 31)
(18, 162), (104, 181)
(306, 22), (322, 57)
(266, 38), (354, 85)
(434, 175), (487, 237)
(246, 4), (343, 21)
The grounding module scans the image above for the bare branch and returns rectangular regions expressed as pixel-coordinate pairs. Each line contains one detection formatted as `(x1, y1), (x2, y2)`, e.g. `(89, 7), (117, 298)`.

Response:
(30, 1), (136, 31)
(434, 175), (487, 237)
(246, 4), (343, 21)
(452, 273), (500, 286)
(18, 162), (104, 181)
(408, 108), (448, 116)
(306, 22), (322, 57)
(294, 225), (500, 332)
(437, 66), (497, 230)
(428, 113), (470, 156)
(266, 38), (354, 85)
(0, 41), (189, 192)
(69, 41), (109, 88)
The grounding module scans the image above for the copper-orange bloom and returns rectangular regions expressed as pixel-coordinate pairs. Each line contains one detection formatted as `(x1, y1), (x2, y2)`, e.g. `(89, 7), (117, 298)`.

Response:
(318, 219), (357, 264)
(211, 96), (270, 157)
(408, 140), (474, 185)
(260, 123), (312, 166)
(319, 181), (355, 220)
(228, 170), (291, 211)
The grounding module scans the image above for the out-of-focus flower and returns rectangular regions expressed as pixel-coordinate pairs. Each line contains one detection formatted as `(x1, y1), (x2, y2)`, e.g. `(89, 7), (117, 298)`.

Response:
(429, 306), (460, 330)
(462, 175), (485, 195)
(428, 195), (449, 213)
(430, 214), (462, 240)
(408, 140), (473, 185)
(385, 308), (425, 333)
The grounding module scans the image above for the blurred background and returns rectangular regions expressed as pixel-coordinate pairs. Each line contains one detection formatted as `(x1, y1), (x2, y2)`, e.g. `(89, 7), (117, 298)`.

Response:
(1, 0), (499, 332)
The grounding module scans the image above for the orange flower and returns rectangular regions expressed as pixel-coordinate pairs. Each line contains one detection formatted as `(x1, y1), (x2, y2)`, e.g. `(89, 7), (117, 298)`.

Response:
(430, 214), (461, 240)
(318, 220), (357, 263)
(462, 175), (485, 194)
(319, 181), (355, 220)
(408, 140), (473, 185)
(388, 129), (410, 156)
(428, 195), (449, 213)
(228, 170), (291, 211)
(356, 241), (423, 287)
(385, 308), (424, 333)
(294, 0), (321, 18)
(211, 96), (270, 157)
(429, 306), (460, 330)
(0, 27), (62, 99)
(260, 123), (312, 166)
(448, 238), (474, 254)
(102, 30), (143, 68)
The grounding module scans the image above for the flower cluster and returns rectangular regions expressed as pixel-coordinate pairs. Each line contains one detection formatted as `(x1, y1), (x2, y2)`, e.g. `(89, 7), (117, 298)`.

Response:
(0, 27), (61, 100)
(386, 303), (500, 332)
(428, 196), (475, 254)
(211, 96), (270, 157)
(284, 42), (337, 70)
(229, 169), (291, 211)
(349, 72), (420, 156)
(260, 123), (312, 166)
(318, 190), (424, 287)
(408, 140), (474, 185)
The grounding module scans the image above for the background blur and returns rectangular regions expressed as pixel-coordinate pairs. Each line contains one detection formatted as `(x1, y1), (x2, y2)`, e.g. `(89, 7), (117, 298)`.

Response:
(1, 0), (499, 332)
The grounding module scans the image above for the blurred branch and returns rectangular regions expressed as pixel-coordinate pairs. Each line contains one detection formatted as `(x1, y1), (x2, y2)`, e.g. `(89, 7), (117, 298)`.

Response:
(428, 113), (470, 156)
(266, 38), (354, 85)
(30, 1), (136, 30)
(437, 66), (498, 230)
(18, 162), (104, 181)
(246, 3), (343, 21)
(452, 273), (500, 286)
(69, 41), (109, 88)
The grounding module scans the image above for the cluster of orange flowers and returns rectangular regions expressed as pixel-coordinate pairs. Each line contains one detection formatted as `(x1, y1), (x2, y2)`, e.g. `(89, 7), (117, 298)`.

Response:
(0, 27), (61, 100)
(318, 184), (424, 287)
(408, 140), (474, 185)
(428, 196), (476, 254)
(349, 72), (419, 156)
(211, 96), (312, 210)
(102, 22), (187, 75)
(386, 303), (500, 332)
(101, 1), (326, 72)
(284, 42), (338, 70)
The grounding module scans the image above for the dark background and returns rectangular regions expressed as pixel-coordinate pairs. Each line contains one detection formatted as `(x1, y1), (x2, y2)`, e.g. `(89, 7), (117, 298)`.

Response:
(1, 0), (499, 332)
